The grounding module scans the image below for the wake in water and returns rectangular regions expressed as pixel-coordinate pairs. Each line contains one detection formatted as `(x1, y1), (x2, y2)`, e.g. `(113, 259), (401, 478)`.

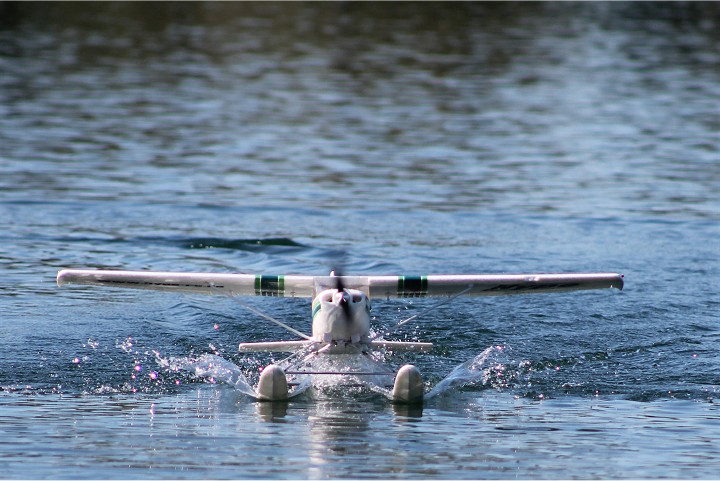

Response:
(175, 346), (508, 403)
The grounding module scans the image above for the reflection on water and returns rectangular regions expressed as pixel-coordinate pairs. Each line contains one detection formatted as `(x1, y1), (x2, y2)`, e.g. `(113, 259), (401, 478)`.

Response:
(2, 388), (719, 479)
(255, 400), (288, 422)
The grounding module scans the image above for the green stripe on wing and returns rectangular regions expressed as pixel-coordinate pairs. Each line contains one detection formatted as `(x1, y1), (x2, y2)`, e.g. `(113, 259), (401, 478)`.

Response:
(397, 275), (428, 297)
(254, 275), (285, 296)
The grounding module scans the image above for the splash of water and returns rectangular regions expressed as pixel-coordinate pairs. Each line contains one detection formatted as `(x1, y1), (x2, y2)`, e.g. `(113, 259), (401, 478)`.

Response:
(177, 354), (313, 400)
(285, 352), (395, 400)
(154, 346), (509, 403)
(425, 345), (507, 400)
(180, 354), (257, 397)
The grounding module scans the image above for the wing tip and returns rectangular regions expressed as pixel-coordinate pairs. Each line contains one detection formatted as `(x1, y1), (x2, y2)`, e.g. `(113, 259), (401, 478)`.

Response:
(56, 269), (71, 287)
(57, 268), (94, 287)
(614, 273), (625, 291)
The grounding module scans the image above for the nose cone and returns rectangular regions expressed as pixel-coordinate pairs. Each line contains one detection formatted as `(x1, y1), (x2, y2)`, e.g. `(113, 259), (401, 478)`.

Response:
(333, 290), (348, 305)
(333, 290), (352, 323)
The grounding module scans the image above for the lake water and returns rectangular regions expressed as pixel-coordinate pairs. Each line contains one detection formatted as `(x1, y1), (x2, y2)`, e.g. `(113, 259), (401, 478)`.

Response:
(1, 2), (719, 479)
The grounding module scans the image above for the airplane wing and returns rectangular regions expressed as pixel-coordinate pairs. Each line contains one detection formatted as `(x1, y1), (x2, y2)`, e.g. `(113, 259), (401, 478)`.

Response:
(364, 273), (624, 298)
(56, 269), (317, 297)
(57, 269), (623, 298)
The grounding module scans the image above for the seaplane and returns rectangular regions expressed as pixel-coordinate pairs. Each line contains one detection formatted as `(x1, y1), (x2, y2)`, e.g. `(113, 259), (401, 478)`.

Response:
(56, 268), (624, 403)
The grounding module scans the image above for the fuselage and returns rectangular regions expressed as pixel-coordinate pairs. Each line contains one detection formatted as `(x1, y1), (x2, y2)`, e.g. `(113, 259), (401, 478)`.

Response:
(311, 288), (371, 343)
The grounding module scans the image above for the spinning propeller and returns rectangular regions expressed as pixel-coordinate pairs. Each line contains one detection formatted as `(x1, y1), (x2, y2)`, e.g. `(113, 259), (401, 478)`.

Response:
(328, 267), (353, 324)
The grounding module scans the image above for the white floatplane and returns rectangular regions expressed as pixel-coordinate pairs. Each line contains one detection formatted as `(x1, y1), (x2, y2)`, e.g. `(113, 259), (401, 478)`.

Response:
(56, 269), (623, 403)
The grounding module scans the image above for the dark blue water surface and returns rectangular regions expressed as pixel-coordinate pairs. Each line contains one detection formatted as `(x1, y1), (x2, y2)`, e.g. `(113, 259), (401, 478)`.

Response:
(1, 3), (719, 479)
